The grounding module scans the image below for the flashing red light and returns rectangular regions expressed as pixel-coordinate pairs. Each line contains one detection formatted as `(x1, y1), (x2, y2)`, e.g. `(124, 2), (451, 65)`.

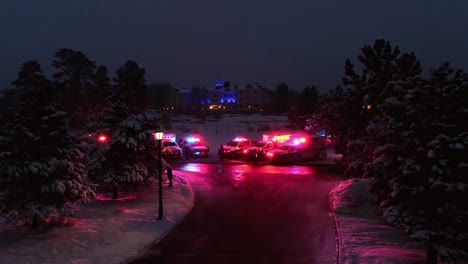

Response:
(88, 133), (93, 137)
(233, 137), (247, 142)
(97, 134), (109, 143)
(243, 149), (248, 154)
(267, 152), (274, 157)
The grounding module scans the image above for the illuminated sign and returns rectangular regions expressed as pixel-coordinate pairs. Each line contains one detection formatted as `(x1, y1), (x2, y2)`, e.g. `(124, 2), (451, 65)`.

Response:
(162, 133), (176, 142)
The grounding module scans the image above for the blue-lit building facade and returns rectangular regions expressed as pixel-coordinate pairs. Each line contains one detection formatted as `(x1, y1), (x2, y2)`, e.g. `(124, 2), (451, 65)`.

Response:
(167, 80), (274, 113)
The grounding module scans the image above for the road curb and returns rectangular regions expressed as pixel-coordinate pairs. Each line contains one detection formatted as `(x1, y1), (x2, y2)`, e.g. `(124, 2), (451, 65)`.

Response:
(329, 184), (343, 264)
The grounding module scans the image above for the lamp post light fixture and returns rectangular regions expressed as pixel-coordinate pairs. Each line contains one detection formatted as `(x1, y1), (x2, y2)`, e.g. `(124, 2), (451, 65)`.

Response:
(154, 131), (164, 220)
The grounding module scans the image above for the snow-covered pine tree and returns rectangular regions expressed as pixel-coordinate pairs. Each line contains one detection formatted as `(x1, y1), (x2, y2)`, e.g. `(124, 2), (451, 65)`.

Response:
(370, 65), (468, 260)
(0, 60), (95, 226)
(331, 39), (422, 178)
(86, 92), (162, 198)
(114, 60), (147, 113)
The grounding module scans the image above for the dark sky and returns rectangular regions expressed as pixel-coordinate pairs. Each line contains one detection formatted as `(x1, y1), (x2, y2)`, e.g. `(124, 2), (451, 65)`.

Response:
(1, 1), (467, 92)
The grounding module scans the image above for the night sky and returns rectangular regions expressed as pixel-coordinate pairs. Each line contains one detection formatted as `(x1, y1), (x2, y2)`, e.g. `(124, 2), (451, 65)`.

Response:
(1, 0), (467, 92)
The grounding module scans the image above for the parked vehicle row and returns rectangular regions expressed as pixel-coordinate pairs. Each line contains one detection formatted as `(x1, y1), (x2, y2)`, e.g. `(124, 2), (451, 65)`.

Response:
(88, 129), (325, 165)
(159, 133), (210, 161)
(217, 132), (327, 164)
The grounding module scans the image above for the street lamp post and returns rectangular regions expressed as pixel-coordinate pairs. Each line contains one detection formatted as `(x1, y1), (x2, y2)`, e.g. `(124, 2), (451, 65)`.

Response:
(155, 131), (164, 220)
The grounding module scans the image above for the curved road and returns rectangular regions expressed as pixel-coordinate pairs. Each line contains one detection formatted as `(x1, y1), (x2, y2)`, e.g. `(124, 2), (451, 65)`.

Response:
(128, 162), (339, 264)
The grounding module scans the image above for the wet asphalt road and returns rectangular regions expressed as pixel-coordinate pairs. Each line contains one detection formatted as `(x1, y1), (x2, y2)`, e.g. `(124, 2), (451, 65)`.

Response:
(127, 162), (340, 264)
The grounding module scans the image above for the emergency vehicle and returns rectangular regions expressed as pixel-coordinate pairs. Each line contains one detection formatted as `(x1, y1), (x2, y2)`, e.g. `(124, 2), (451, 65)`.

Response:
(219, 137), (253, 159)
(161, 133), (184, 161)
(243, 140), (276, 161)
(264, 132), (327, 164)
(178, 135), (210, 158)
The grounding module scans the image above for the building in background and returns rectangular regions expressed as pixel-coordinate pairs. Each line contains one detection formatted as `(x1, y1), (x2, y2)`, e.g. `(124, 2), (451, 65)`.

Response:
(162, 80), (274, 114)
(237, 86), (273, 113)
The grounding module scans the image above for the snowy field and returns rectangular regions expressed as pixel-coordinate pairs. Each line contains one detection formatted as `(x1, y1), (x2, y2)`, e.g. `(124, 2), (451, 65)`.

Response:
(169, 113), (291, 151)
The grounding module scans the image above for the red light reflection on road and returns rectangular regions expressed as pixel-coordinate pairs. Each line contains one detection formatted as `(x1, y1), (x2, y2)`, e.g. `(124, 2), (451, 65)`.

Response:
(178, 163), (315, 176)
(252, 165), (315, 175)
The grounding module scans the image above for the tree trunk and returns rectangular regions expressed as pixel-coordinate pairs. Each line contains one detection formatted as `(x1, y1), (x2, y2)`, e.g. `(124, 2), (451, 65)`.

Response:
(426, 241), (438, 264)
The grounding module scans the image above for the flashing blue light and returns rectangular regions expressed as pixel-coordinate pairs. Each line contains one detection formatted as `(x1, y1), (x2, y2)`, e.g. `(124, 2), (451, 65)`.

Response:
(187, 137), (201, 143)
(220, 99), (224, 103)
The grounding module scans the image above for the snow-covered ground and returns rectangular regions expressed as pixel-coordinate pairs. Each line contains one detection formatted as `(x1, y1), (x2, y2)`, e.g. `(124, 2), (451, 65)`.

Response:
(330, 178), (427, 264)
(0, 167), (454, 264)
(3, 114), (458, 264)
(0, 176), (194, 264)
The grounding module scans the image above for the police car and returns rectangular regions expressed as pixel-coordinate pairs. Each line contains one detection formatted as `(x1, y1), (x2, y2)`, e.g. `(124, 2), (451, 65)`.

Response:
(161, 133), (184, 161)
(178, 135), (210, 158)
(219, 137), (253, 159)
